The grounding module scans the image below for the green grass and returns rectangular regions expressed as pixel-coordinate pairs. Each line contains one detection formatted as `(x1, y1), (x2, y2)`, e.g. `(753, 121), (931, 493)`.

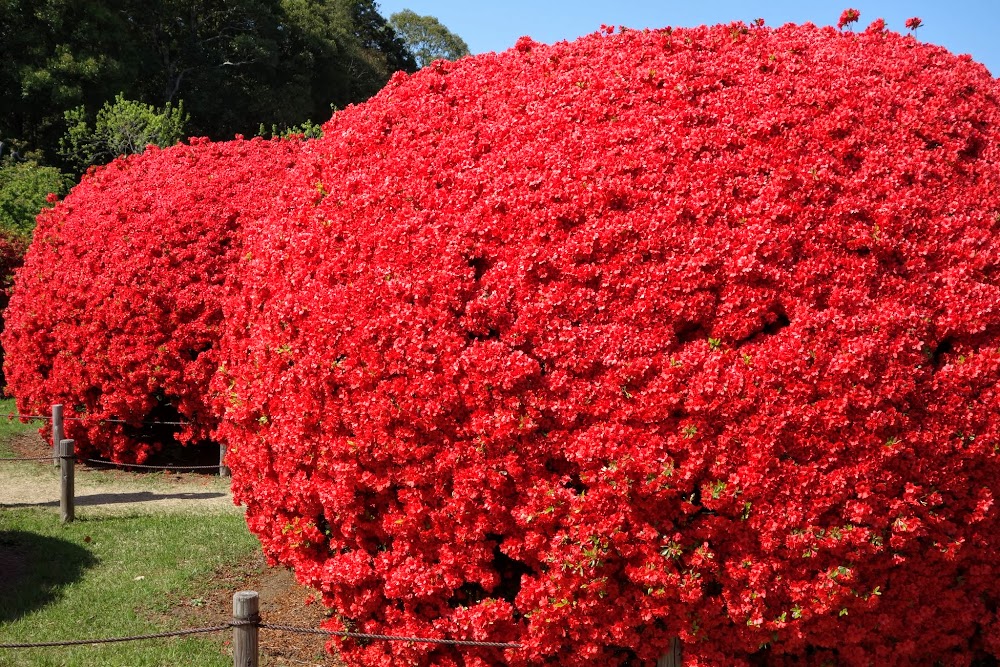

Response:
(0, 509), (259, 666)
(0, 397), (42, 458)
(0, 399), (262, 667)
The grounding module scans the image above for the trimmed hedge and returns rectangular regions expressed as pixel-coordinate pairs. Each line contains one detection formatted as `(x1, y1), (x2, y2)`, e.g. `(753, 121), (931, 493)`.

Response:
(3, 137), (302, 462)
(217, 22), (1000, 666)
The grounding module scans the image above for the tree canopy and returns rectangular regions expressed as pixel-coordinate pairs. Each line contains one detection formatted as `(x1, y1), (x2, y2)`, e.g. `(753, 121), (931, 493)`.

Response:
(389, 9), (470, 68)
(0, 1), (467, 237)
(0, 0), (442, 174)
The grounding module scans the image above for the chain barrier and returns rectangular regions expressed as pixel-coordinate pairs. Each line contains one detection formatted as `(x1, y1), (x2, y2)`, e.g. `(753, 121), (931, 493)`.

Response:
(0, 621), (520, 650)
(0, 456), (55, 462)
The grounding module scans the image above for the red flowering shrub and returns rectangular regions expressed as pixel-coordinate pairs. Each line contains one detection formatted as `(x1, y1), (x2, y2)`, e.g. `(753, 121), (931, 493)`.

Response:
(0, 230), (28, 393)
(217, 23), (1000, 666)
(3, 137), (301, 462)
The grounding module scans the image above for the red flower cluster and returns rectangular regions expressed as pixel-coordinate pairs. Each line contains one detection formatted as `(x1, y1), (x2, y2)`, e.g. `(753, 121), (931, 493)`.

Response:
(837, 9), (860, 29)
(905, 17), (923, 31)
(216, 22), (1000, 666)
(2, 137), (301, 462)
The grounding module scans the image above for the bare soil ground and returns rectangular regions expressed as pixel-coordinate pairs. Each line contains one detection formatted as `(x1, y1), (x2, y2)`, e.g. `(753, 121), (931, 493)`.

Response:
(1, 431), (344, 665)
(170, 550), (346, 667)
(0, 431), (239, 515)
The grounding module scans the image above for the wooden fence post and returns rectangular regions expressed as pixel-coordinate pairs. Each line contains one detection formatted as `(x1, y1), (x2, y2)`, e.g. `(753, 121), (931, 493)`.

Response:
(657, 637), (681, 667)
(52, 404), (64, 467)
(219, 443), (230, 478)
(59, 438), (75, 523)
(233, 590), (259, 667)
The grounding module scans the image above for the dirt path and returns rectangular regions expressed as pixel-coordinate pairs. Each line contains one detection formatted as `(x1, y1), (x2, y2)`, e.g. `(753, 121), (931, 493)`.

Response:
(0, 432), (241, 516)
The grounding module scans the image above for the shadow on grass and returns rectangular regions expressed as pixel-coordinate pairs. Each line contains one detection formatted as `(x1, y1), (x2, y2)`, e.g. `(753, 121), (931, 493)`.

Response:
(0, 530), (97, 622)
(4, 491), (227, 509)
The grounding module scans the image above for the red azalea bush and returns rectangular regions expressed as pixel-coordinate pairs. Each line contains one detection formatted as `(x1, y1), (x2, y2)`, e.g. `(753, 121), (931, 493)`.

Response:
(3, 137), (301, 462)
(0, 230), (28, 393)
(216, 23), (1000, 666)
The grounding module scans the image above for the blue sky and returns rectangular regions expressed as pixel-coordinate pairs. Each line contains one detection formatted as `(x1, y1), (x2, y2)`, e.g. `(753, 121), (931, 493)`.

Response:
(376, 0), (1000, 76)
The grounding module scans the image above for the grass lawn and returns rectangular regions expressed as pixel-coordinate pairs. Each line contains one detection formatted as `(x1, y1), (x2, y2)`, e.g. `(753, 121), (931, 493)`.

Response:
(0, 397), (41, 458)
(0, 398), (262, 667)
(0, 510), (259, 666)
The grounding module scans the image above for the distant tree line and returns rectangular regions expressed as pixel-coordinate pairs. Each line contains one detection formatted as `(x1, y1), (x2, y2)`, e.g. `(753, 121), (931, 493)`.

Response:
(0, 0), (469, 238)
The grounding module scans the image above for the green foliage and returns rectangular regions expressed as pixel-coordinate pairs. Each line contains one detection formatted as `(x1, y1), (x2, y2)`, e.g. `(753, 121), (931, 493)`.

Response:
(0, 0), (141, 168)
(1, 0), (416, 173)
(389, 9), (470, 68)
(0, 159), (68, 236)
(59, 94), (188, 171)
(257, 119), (325, 139)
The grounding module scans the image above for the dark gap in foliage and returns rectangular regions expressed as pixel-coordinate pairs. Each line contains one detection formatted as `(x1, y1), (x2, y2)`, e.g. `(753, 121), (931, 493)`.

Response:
(447, 582), (487, 608)
(137, 439), (219, 470)
(959, 135), (984, 161)
(563, 472), (587, 495)
(932, 336), (955, 368)
(117, 400), (218, 470)
(735, 306), (790, 348)
(606, 646), (642, 666)
(468, 255), (489, 281)
(702, 579), (724, 597)
(674, 320), (708, 346)
(762, 308), (790, 336)
(181, 341), (213, 361)
(316, 514), (331, 540)
(466, 328), (500, 341)
(877, 248), (908, 277)
(828, 126), (851, 141)
(843, 151), (864, 172)
(121, 400), (178, 445)
(544, 456), (578, 479)
(487, 533), (534, 604)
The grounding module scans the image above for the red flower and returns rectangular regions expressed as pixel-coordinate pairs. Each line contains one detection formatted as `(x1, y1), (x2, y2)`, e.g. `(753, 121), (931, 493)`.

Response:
(867, 18), (887, 33)
(906, 16), (924, 30)
(838, 8), (861, 29)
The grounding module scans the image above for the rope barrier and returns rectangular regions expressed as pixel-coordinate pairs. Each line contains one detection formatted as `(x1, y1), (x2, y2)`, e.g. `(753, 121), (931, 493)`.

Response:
(0, 456), (219, 470)
(6, 413), (193, 426)
(0, 621), (520, 650)
(83, 458), (221, 471)
(259, 623), (520, 648)
(0, 625), (232, 648)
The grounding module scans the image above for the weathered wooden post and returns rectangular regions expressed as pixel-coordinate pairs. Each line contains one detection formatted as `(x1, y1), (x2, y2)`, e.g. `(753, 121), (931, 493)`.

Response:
(52, 404), (64, 467)
(219, 443), (230, 477)
(233, 590), (259, 667)
(657, 637), (681, 667)
(59, 438), (75, 523)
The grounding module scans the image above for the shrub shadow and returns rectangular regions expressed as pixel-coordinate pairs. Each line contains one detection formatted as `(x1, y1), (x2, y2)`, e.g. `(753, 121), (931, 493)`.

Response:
(0, 530), (97, 622)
